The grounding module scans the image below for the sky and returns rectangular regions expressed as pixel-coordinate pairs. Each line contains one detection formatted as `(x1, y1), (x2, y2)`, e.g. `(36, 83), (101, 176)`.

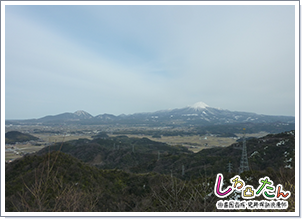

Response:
(4, 2), (297, 119)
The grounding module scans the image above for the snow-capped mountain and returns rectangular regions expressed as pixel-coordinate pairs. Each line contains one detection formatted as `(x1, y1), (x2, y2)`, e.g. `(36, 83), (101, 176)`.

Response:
(95, 113), (117, 120)
(73, 110), (93, 119)
(37, 110), (93, 122)
(189, 101), (209, 110)
(128, 102), (294, 125)
(7, 102), (295, 126)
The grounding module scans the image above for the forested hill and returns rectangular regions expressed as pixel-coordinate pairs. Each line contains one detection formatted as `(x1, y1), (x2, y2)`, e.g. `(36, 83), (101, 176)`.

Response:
(35, 130), (295, 179)
(5, 131), (39, 144)
(5, 130), (296, 212)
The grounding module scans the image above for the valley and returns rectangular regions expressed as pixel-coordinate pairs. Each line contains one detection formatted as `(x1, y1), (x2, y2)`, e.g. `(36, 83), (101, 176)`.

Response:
(5, 123), (270, 161)
(5, 127), (296, 212)
(4, 103), (296, 212)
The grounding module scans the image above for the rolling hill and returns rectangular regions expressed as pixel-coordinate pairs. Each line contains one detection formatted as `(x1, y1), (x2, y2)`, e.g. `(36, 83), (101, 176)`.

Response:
(5, 130), (296, 212)
(35, 130), (295, 179)
(5, 131), (39, 144)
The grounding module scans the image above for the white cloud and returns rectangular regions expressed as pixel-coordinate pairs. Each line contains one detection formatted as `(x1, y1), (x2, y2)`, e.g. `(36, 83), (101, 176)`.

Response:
(5, 5), (296, 118)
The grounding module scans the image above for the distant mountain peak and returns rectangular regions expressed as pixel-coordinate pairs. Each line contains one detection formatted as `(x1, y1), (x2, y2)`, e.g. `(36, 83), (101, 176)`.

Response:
(74, 110), (92, 119)
(74, 110), (88, 115)
(7, 103), (294, 128)
(190, 102), (209, 109)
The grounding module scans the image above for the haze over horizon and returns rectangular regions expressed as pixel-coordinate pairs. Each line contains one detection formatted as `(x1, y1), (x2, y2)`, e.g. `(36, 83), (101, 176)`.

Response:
(5, 101), (295, 120)
(4, 2), (297, 120)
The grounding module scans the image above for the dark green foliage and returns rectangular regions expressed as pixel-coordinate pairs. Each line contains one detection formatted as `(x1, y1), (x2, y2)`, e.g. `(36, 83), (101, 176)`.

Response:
(111, 122), (294, 137)
(37, 136), (192, 173)
(35, 131), (295, 180)
(152, 134), (162, 138)
(5, 131), (39, 144)
(5, 151), (160, 212)
(91, 132), (109, 139)
(6, 131), (296, 212)
(193, 122), (295, 135)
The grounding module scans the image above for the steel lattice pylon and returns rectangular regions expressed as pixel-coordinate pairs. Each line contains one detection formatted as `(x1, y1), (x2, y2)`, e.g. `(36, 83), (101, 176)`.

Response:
(239, 128), (249, 174)
(227, 161), (233, 173)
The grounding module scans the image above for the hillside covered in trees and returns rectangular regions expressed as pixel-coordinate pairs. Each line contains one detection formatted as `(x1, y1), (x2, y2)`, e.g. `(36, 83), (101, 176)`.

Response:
(5, 130), (296, 212)
(5, 131), (39, 144)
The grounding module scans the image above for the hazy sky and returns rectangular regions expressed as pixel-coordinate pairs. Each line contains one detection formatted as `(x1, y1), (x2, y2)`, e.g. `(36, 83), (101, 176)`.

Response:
(4, 3), (296, 119)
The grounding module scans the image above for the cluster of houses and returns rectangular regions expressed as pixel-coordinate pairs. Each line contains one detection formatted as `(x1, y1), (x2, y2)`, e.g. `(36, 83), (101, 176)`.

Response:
(5, 139), (45, 164)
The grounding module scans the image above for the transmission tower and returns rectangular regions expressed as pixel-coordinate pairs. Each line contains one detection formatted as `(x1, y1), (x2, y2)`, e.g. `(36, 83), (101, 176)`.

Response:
(239, 128), (249, 173)
(227, 161), (233, 173)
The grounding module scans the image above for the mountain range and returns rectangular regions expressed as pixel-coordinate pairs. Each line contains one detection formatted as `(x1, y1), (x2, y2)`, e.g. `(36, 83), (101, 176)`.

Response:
(6, 102), (295, 127)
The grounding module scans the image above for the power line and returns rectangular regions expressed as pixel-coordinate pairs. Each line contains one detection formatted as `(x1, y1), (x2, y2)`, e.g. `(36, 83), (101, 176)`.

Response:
(239, 128), (249, 174)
